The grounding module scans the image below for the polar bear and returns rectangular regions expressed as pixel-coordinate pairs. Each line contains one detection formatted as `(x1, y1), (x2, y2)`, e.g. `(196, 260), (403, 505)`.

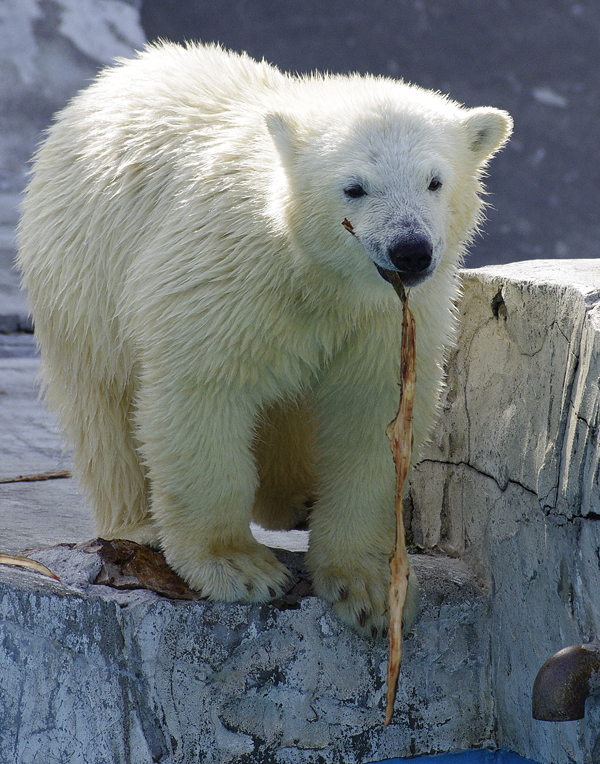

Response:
(18, 42), (511, 637)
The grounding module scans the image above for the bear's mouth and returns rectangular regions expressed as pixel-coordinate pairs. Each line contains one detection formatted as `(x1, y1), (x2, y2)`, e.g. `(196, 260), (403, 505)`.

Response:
(376, 263), (434, 288)
(375, 264), (392, 283)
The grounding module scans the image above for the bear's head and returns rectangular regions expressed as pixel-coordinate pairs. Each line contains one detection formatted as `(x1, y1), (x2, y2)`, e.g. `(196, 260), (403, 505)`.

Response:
(266, 78), (512, 299)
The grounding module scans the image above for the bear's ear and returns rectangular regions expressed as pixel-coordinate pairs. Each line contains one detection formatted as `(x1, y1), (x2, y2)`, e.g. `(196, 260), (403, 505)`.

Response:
(265, 112), (302, 164)
(462, 107), (513, 164)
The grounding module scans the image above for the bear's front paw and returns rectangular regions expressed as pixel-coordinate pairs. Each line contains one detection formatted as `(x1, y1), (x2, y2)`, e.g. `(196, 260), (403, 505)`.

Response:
(310, 561), (419, 639)
(168, 541), (292, 604)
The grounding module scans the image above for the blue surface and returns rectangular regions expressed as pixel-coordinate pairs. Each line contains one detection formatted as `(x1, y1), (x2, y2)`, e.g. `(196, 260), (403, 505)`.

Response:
(378, 751), (539, 764)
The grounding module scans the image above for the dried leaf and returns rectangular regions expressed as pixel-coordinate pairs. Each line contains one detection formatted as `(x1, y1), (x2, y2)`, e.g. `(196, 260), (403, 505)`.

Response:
(342, 218), (355, 235)
(382, 269), (416, 727)
(0, 552), (61, 581)
(86, 538), (205, 601)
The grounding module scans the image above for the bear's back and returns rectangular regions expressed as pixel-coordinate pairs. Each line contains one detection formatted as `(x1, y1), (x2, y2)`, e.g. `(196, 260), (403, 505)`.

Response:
(18, 45), (289, 311)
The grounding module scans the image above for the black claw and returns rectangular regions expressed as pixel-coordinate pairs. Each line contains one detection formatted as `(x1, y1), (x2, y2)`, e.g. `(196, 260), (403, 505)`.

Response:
(359, 610), (367, 628)
(372, 627), (378, 639)
(268, 586), (276, 598)
(382, 627), (388, 639)
(245, 582), (253, 593)
(339, 586), (349, 601)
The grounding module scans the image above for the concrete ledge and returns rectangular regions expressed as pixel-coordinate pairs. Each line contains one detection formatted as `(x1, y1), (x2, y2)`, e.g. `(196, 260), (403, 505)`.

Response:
(0, 546), (489, 764)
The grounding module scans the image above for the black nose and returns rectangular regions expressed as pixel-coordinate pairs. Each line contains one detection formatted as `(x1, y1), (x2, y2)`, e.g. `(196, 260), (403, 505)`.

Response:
(388, 236), (433, 274)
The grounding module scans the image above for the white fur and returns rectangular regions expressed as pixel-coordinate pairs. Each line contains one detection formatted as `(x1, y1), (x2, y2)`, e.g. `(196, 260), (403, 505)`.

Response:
(18, 42), (512, 636)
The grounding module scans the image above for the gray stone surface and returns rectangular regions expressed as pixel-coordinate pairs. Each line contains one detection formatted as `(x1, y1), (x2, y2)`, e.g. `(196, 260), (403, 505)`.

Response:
(0, 353), (94, 552)
(408, 259), (600, 764)
(0, 192), (30, 331)
(0, 0), (145, 331)
(0, 544), (491, 763)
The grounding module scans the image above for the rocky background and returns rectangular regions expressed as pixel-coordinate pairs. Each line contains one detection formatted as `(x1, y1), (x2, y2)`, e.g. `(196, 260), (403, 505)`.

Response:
(0, 0), (145, 193)
(1, 0), (600, 268)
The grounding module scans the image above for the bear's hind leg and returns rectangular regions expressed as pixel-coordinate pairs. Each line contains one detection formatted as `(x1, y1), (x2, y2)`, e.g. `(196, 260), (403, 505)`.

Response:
(251, 397), (318, 531)
(80, 386), (156, 544)
(44, 368), (156, 545)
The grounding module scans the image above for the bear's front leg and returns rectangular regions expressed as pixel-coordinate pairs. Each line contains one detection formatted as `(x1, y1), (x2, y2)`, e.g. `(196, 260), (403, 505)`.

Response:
(136, 379), (292, 602)
(307, 356), (419, 638)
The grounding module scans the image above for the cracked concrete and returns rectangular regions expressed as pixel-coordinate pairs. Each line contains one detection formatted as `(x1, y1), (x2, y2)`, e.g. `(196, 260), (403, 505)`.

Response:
(0, 543), (492, 763)
(2, 262), (600, 763)
(411, 261), (600, 526)
(408, 259), (600, 764)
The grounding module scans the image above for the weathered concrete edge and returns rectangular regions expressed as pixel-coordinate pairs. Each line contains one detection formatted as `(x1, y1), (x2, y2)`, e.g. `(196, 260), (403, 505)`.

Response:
(0, 547), (492, 764)
(408, 259), (600, 764)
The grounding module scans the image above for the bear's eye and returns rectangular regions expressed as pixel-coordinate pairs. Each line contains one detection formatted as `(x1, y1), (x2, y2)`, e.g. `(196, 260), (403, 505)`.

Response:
(344, 183), (367, 199)
(428, 178), (442, 192)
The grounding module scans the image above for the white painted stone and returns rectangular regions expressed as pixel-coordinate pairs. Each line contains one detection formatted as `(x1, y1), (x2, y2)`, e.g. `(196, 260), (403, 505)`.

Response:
(409, 259), (600, 764)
